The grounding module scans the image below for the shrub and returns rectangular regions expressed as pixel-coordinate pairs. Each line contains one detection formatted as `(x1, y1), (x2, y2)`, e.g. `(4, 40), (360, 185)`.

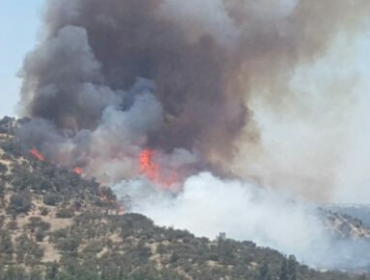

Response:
(43, 192), (59, 206)
(56, 208), (75, 218)
(7, 191), (32, 215)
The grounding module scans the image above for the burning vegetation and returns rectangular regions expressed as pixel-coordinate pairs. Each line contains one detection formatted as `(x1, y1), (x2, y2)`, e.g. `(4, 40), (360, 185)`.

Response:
(139, 149), (159, 182)
(73, 167), (83, 175)
(139, 149), (180, 189)
(30, 147), (45, 161)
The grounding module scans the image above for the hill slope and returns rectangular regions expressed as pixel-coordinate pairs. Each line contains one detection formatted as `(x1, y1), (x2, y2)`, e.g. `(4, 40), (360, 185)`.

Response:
(0, 117), (369, 280)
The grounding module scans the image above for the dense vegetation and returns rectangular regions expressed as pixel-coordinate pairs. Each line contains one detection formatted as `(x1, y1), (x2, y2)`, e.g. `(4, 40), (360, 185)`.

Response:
(0, 117), (369, 280)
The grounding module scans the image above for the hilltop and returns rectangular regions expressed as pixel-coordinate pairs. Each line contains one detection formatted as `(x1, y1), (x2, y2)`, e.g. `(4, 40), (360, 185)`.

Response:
(0, 117), (369, 280)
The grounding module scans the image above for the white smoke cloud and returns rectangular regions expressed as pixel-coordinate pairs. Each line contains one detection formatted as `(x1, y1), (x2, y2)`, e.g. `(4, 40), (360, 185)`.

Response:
(114, 172), (370, 269)
(233, 28), (370, 204)
(333, 32), (370, 203)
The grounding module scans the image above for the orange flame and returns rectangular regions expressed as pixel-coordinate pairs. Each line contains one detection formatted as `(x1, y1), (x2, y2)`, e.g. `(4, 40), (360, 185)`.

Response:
(30, 148), (45, 161)
(139, 149), (179, 188)
(139, 149), (159, 182)
(73, 167), (83, 175)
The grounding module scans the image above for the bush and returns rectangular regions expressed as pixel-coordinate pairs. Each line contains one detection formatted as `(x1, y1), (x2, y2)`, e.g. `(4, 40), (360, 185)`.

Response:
(0, 163), (8, 174)
(7, 191), (32, 215)
(40, 207), (49, 216)
(15, 234), (44, 263)
(43, 192), (59, 206)
(6, 220), (18, 231)
(0, 181), (5, 200)
(35, 229), (46, 242)
(56, 208), (75, 219)
(58, 235), (80, 254)
(0, 231), (13, 258)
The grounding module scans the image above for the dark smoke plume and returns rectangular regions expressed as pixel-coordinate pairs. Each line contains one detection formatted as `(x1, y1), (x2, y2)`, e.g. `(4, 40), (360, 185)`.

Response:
(21, 0), (248, 160)
(19, 0), (370, 180)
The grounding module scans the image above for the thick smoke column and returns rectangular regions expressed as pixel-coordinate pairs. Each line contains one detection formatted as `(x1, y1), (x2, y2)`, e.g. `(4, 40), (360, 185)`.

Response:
(17, 0), (370, 270)
(21, 0), (249, 161)
(20, 0), (370, 165)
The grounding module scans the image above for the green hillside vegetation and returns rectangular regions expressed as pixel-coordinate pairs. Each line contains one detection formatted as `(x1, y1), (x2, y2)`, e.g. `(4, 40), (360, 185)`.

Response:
(0, 117), (368, 280)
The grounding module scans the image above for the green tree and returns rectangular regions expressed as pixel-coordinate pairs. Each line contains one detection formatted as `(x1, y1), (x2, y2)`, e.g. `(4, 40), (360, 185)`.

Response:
(7, 190), (32, 215)
(16, 234), (44, 264)
(0, 231), (13, 260)
(44, 192), (59, 206)
(258, 262), (271, 280)
(0, 163), (7, 175)
(46, 262), (59, 280)
(279, 259), (288, 280)
(0, 181), (5, 206)
(287, 255), (297, 280)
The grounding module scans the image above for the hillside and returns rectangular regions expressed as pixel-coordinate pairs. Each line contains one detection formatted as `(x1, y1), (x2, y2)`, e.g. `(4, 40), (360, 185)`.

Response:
(0, 117), (369, 280)
(325, 205), (370, 229)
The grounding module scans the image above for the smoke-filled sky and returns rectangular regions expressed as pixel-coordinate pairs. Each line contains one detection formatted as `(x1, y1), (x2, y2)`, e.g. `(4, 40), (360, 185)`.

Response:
(16, 0), (370, 204)
(0, 0), (43, 117)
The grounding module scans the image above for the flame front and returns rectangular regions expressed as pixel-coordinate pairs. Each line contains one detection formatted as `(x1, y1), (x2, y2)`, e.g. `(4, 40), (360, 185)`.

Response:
(30, 148), (45, 161)
(139, 149), (179, 188)
(139, 149), (159, 182)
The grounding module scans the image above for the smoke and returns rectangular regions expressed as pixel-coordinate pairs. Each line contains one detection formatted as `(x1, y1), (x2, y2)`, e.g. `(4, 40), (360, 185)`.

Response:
(15, 0), (370, 270)
(21, 0), (370, 162)
(115, 173), (370, 269)
(20, 0), (247, 160)
(232, 30), (370, 203)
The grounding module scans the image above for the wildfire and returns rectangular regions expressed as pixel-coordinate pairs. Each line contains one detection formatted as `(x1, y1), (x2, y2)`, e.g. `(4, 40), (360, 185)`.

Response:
(139, 149), (159, 182)
(73, 167), (83, 175)
(139, 149), (179, 188)
(30, 148), (45, 161)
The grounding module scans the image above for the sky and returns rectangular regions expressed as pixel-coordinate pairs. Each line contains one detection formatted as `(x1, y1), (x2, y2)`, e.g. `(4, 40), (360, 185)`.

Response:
(0, 0), (44, 117)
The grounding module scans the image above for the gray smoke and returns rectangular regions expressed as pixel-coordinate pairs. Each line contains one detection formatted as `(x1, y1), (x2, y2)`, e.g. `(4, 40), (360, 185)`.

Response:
(114, 172), (370, 270)
(20, 0), (370, 163)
